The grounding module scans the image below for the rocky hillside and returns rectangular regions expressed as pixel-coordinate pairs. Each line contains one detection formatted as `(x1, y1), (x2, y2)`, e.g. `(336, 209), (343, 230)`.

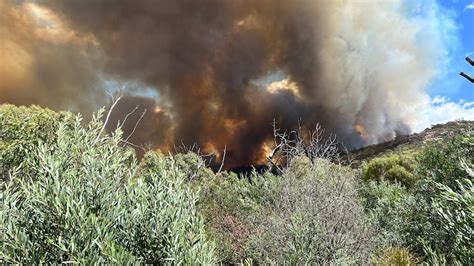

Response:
(347, 120), (474, 166)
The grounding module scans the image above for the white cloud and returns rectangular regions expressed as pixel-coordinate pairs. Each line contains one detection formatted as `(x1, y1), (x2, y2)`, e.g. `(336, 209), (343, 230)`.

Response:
(464, 2), (474, 11)
(412, 96), (474, 132)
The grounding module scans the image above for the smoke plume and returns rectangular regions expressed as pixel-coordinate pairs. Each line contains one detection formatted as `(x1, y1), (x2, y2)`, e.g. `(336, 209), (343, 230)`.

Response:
(0, 0), (456, 167)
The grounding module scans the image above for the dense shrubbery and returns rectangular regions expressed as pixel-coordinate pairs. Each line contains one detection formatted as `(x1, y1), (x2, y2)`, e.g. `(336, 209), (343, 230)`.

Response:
(359, 179), (416, 248)
(245, 157), (374, 264)
(362, 152), (419, 187)
(0, 104), (65, 182)
(0, 108), (215, 263)
(411, 134), (473, 264)
(1, 104), (472, 264)
(360, 131), (474, 265)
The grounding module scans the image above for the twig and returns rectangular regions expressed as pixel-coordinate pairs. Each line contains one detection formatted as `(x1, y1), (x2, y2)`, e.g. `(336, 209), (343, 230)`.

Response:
(123, 109), (147, 144)
(217, 145), (227, 173)
(118, 105), (139, 129)
(93, 95), (123, 145)
(267, 156), (283, 174)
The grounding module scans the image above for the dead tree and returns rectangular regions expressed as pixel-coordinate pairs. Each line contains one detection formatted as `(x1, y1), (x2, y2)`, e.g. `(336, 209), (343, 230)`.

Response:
(267, 120), (347, 173)
(460, 56), (474, 83)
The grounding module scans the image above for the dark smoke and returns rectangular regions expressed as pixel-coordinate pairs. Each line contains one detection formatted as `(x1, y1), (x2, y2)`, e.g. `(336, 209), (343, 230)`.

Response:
(1, 0), (447, 167)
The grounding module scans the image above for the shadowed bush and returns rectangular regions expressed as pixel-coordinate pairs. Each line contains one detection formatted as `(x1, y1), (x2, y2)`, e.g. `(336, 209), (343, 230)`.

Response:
(359, 178), (417, 248)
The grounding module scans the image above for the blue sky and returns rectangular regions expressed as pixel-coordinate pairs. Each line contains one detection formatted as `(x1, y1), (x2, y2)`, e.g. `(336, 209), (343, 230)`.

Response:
(430, 0), (474, 102)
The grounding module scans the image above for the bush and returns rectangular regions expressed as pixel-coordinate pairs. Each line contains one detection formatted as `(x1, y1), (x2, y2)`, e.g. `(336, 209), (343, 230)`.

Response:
(0, 108), (216, 263)
(0, 104), (65, 182)
(429, 176), (473, 264)
(375, 247), (418, 266)
(412, 134), (473, 263)
(193, 169), (278, 263)
(359, 179), (417, 248)
(361, 133), (473, 264)
(417, 135), (473, 192)
(362, 153), (418, 188)
(245, 157), (374, 264)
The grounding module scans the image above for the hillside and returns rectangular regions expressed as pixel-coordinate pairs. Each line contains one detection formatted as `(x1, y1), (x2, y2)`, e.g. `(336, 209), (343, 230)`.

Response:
(348, 120), (474, 166)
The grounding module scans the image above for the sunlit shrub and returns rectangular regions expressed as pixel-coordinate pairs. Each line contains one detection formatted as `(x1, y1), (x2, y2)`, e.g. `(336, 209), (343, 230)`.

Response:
(245, 157), (374, 264)
(0, 109), (216, 264)
(359, 179), (416, 248)
(0, 104), (66, 182)
(429, 176), (473, 265)
(361, 133), (473, 264)
(375, 247), (418, 266)
(409, 133), (473, 264)
(417, 134), (473, 191)
(362, 153), (418, 188)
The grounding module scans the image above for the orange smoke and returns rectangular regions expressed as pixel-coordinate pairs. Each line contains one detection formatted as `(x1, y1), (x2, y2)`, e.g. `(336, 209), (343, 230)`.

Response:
(1, 0), (445, 168)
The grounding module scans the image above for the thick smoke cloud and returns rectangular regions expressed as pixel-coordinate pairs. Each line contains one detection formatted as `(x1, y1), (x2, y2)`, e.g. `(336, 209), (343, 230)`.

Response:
(0, 0), (454, 167)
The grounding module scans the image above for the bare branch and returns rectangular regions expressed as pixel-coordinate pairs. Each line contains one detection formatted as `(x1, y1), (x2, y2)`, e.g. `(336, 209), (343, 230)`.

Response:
(217, 145), (227, 173)
(267, 156), (283, 174)
(460, 72), (474, 83)
(123, 109), (147, 144)
(93, 95), (123, 145)
(466, 56), (474, 66)
(174, 141), (216, 169)
(118, 105), (139, 129)
(269, 120), (345, 170)
(119, 139), (147, 153)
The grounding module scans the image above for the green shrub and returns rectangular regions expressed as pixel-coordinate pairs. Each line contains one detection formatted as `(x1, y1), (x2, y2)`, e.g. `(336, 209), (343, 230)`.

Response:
(194, 169), (278, 263)
(359, 179), (417, 248)
(174, 152), (215, 182)
(245, 157), (375, 264)
(360, 131), (473, 264)
(0, 108), (216, 263)
(363, 153), (418, 188)
(405, 134), (473, 264)
(0, 104), (65, 182)
(417, 134), (473, 192)
(375, 247), (418, 266)
(430, 177), (473, 264)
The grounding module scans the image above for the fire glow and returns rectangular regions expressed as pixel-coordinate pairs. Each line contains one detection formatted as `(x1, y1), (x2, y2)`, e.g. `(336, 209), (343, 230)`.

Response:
(0, 0), (450, 168)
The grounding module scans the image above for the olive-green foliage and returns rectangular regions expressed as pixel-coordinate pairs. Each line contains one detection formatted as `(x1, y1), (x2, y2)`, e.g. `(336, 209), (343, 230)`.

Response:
(431, 177), (473, 265)
(193, 169), (278, 263)
(245, 157), (374, 264)
(174, 152), (215, 182)
(359, 179), (417, 248)
(363, 152), (418, 188)
(375, 247), (418, 266)
(411, 134), (473, 264)
(0, 108), (216, 264)
(0, 104), (65, 182)
(417, 134), (473, 190)
(193, 156), (375, 264)
(361, 132), (474, 264)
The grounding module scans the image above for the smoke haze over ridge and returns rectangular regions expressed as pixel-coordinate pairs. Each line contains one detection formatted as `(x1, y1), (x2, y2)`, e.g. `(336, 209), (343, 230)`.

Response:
(0, 0), (465, 167)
